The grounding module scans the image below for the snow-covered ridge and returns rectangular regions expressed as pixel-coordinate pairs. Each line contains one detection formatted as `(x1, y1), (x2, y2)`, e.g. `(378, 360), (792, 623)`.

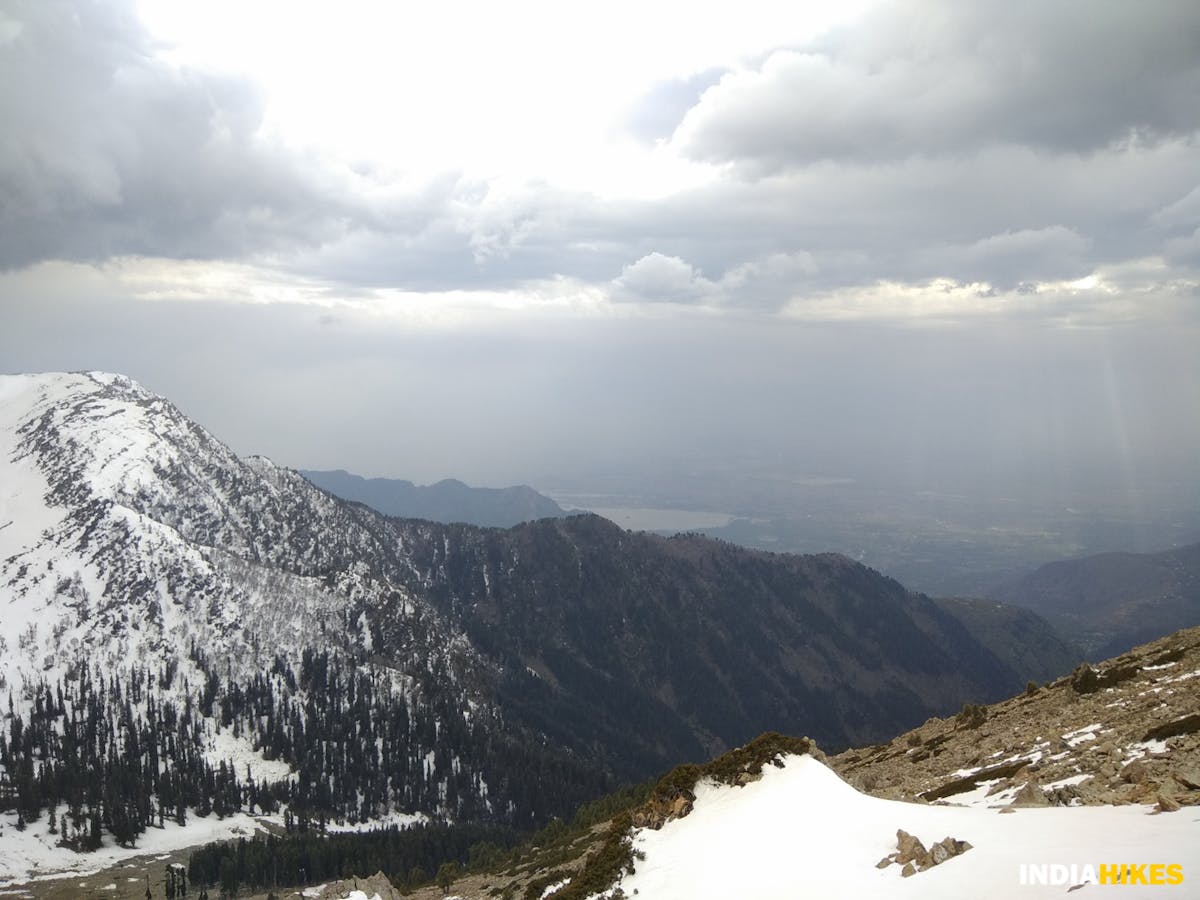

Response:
(0, 372), (512, 884)
(0, 371), (472, 699)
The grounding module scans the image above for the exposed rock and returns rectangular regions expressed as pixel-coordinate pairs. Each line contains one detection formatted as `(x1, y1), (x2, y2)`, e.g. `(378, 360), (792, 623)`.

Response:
(829, 626), (1200, 812)
(1047, 784), (1083, 806)
(1122, 759), (1149, 783)
(930, 840), (952, 865)
(631, 792), (694, 830)
(308, 872), (402, 900)
(928, 837), (972, 868)
(1156, 792), (1181, 813)
(884, 830), (972, 876)
(1144, 714), (1200, 743)
(1011, 782), (1050, 807)
(1173, 768), (1200, 791)
(917, 759), (1028, 802)
(895, 829), (927, 865)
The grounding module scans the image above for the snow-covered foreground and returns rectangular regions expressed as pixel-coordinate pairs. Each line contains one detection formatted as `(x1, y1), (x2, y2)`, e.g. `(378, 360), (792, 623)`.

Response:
(611, 756), (1199, 899)
(0, 810), (272, 887)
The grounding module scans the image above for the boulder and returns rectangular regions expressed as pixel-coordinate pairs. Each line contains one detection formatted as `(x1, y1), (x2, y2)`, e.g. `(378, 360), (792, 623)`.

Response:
(1173, 768), (1200, 791)
(1011, 782), (1050, 807)
(1122, 759), (1149, 784)
(895, 829), (928, 865)
(1156, 792), (1181, 813)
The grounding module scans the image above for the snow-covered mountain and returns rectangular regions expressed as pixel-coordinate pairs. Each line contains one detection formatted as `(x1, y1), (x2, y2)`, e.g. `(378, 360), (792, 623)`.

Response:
(0, 371), (503, 755)
(0, 370), (468, 697)
(0, 371), (605, 874)
(0, 371), (1084, 886)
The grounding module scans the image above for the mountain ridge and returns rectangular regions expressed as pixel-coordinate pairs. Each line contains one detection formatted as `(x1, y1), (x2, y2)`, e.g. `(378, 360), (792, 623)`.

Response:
(299, 468), (567, 528)
(988, 542), (1200, 659)
(0, 370), (1079, 869)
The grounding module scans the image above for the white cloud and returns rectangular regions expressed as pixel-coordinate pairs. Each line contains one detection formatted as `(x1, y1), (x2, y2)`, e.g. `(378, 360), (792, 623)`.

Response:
(613, 252), (716, 303)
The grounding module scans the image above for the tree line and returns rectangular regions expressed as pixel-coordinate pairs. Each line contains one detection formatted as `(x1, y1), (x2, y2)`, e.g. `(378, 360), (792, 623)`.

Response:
(0, 644), (612, 849)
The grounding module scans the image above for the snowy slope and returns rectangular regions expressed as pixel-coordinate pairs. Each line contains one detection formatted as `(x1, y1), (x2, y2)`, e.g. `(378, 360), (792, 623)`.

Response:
(0, 807), (269, 886)
(603, 755), (1199, 900)
(0, 372), (530, 883)
(0, 371), (469, 699)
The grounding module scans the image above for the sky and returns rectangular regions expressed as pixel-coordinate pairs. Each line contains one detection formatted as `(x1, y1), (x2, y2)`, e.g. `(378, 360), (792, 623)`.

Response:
(1, 0), (1199, 503)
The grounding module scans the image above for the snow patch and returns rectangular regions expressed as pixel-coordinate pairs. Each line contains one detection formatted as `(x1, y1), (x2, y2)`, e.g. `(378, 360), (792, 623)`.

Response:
(1062, 723), (1103, 747)
(0, 809), (268, 887)
(325, 810), (429, 833)
(206, 725), (296, 783)
(612, 755), (1199, 900)
(1126, 739), (1170, 757)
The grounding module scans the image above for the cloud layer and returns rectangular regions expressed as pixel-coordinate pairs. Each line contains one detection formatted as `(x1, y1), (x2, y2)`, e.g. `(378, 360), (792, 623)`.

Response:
(2, 0), (1198, 502)
(675, 2), (1200, 166)
(3, 0), (1198, 317)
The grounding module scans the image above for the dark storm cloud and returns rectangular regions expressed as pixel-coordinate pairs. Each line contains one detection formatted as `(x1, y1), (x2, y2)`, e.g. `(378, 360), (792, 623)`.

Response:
(0, 0), (376, 269)
(2, 0), (1197, 310)
(587, 141), (1198, 296)
(674, 0), (1200, 170)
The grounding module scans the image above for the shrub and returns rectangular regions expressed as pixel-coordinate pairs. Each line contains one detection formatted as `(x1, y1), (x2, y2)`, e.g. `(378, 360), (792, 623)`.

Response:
(1070, 663), (1099, 694)
(956, 703), (986, 729)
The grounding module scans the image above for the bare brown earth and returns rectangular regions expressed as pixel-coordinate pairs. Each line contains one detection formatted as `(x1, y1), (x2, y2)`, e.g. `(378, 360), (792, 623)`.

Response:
(11, 626), (1199, 900)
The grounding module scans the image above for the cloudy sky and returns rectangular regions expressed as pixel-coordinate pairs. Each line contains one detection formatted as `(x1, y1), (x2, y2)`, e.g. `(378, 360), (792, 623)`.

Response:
(1, 0), (1198, 505)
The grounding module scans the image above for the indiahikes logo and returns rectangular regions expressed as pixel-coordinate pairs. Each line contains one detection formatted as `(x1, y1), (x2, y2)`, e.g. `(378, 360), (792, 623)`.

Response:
(1019, 863), (1185, 887)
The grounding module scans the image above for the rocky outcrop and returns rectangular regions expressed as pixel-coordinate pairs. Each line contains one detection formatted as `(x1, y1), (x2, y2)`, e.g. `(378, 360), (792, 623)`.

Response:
(876, 828), (972, 876)
(1010, 781), (1050, 807)
(831, 626), (1200, 810)
(631, 733), (815, 830)
(305, 872), (403, 900)
(630, 792), (694, 830)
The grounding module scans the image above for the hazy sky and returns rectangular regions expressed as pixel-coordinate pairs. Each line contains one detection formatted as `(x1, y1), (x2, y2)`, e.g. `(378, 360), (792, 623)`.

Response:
(2, 0), (1198, 498)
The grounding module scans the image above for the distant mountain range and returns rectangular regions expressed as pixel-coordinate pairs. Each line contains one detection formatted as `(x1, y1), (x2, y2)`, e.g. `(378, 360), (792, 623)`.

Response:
(299, 468), (567, 527)
(0, 371), (1078, 866)
(988, 542), (1200, 659)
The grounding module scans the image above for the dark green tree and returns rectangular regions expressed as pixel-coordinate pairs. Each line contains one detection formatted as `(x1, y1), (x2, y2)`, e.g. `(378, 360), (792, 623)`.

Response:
(436, 860), (459, 894)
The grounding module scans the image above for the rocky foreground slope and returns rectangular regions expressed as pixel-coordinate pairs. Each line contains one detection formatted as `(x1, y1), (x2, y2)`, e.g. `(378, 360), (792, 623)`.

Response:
(829, 624), (1200, 810)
